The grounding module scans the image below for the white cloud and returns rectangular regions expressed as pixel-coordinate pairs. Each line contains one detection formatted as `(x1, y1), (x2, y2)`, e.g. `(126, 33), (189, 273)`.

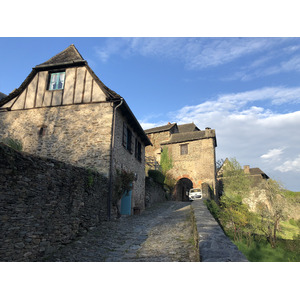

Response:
(93, 37), (290, 70)
(142, 86), (300, 190)
(275, 155), (300, 172)
(261, 148), (285, 160)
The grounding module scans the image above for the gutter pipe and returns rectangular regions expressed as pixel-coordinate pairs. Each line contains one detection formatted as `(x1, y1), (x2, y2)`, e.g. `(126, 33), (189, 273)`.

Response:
(107, 97), (124, 220)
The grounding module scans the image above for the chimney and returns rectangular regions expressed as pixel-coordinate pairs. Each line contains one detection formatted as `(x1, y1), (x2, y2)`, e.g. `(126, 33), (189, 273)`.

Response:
(205, 127), (211, 130)
(168, 122), (171, 125)
(244, 165), (250, 174)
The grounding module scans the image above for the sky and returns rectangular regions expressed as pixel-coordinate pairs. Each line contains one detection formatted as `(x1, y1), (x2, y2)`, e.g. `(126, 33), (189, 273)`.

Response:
(1, 37), (300, 191)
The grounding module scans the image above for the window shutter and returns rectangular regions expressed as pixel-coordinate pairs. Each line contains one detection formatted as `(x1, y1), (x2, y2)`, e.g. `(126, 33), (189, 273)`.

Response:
(180, 144), (188, 155)
(122, 123), (127, 147)
(138, 142), (142, 162)
(135, 138), (138, 158)
(128, 130), (133, 153)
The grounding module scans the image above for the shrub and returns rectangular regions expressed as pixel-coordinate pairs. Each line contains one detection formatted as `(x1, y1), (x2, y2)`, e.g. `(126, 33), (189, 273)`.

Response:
(160, 146), (173, 175)
(148, 169), (165, 185)
(164, 173), (176, 189)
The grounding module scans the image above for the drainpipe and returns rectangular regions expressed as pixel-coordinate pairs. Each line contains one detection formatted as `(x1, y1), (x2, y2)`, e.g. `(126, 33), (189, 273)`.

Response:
(107, 98), (124, 220)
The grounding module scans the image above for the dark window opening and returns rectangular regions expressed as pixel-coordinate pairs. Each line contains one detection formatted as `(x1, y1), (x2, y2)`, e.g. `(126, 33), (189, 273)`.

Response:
(180, 144), (188, 155)
(38, 125), (47, 137)
(123, 122), (133, 154)
(135, 138), (142, 162)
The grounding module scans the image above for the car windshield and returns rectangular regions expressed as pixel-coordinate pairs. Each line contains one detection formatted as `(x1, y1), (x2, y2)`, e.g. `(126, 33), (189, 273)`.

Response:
(190, 189), (201, 193)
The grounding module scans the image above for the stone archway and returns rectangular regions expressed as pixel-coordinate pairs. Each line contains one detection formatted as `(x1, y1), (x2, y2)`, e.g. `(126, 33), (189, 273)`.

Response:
(173, 177), (193, 201)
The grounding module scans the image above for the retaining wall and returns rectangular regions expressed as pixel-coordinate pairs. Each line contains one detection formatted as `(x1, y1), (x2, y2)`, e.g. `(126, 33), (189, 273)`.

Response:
(145, 177), (167, 208)
(0, 143), (108, 261)
(191, 199), (248, 262)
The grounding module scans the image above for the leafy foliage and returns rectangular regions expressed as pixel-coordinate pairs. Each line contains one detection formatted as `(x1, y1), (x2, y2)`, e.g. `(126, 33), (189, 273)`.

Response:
(221, 158), (250, 198)
(113, 169), (135, 202)
(148, 169), (165, 185)
(217, 158), (254, 242)
(164, 173), (176, 189)
(256, 179), (286, 248)
(160, 146), (173, 175)
(2, 137), (23, 151)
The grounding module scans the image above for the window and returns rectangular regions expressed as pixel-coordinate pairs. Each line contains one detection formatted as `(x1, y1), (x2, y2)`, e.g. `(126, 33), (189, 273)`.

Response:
(135, 138), (142, 162)
(180, 144), (188, 155)
(38, 125), (47, 137)
(122, 122), (133, 153)
(48, 72), (65, 90)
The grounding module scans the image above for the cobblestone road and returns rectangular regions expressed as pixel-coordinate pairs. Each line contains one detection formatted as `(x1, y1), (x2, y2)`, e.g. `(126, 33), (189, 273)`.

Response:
(45, 201), (199, 262)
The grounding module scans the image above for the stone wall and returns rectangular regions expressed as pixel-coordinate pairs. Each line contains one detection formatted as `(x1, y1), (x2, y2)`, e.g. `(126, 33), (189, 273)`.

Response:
(0, 143), (108, 261)
(112, 109), (147, 212)
(145, 131), (171, 162)
(145, 177), (167, 208)
(165, 138), (217, 191)
(0, 103), (114, 177)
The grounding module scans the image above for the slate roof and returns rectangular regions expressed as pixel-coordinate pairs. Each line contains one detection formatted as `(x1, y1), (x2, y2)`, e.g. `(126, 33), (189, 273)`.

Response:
(35, 44), (85, 68)
(161, 129), (216, 145)
(248, 167), (269, 178)
(177, 123), (199, 133)
(0, 92), (7, 101)
(144, 123), (177, 134)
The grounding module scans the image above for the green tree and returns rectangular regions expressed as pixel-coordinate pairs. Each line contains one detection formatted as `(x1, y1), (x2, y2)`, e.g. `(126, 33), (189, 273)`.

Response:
(221, 158), (250, 198)
(257, 179), (286, 248)
(219, 158), (253, 241)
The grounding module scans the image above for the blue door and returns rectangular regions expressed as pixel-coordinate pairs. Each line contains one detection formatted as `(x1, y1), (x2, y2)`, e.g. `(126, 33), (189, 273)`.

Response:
(120, 189), (132, 215)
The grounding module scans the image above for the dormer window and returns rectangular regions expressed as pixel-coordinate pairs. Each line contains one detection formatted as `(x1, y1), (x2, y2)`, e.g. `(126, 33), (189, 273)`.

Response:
(48, 72), (65, 90)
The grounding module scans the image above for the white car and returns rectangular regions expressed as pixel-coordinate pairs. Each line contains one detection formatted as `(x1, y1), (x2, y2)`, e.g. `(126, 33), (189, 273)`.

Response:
(188, 188), (202, 200)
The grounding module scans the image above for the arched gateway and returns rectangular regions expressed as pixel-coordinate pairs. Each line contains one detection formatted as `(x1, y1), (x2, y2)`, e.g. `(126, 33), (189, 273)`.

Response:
(173, 177), (193, 201)
(145, 122), (217, 200)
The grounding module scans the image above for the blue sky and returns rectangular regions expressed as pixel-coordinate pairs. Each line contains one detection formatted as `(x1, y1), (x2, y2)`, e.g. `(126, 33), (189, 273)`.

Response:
(1, 37), (300, 191)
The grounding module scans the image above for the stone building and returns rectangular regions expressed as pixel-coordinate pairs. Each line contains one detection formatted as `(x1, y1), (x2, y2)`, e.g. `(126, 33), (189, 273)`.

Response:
(145, 122), (217, 201)
(217, 158), (269, 188)
(217, 158), (270, 211)
(0, 44), (151, 217)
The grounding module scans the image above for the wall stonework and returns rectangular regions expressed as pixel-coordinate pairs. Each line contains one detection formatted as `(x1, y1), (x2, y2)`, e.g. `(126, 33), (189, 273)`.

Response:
(0, 143), (108, 262)
(145, 125), (217, 200)
(145, 177), (167, 208)
(112, 109), (146, 212)
(0, 103), (114, 176)
(166, 138), (216, 189)
(146, 131), (171, 163)
(0, 45), (150, 218)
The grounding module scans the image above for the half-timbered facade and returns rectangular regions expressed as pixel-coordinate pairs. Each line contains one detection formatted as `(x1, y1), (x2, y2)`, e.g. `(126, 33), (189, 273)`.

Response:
(0, 44), (151, 216)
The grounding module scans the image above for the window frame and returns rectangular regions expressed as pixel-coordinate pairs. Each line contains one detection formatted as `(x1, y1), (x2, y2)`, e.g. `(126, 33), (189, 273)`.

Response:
(48, 71), (66, 91)
(122, 122), (134, 154)
(180, 143), (188, 155)
(135, 137), (142, 162)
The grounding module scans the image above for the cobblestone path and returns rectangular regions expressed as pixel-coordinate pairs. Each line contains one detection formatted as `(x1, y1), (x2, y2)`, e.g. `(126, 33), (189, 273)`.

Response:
(45, 201), (199, 262)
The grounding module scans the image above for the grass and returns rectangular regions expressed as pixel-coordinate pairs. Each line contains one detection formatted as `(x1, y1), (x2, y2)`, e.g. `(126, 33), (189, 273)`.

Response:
(204, 200), (300, 262)
(278, 220), (300, 240)
(1, 137), (23, 151)
(234, 237), (300, 262)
